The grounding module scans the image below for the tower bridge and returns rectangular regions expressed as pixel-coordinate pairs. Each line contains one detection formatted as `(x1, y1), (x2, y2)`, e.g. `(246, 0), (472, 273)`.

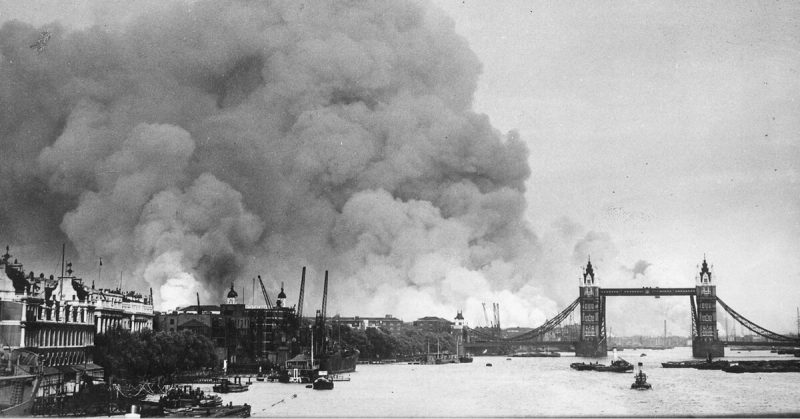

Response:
(464, 258), (800, 358)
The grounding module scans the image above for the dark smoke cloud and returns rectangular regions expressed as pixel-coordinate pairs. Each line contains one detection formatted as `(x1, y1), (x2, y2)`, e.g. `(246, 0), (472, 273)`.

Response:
(0, 1), (550, 323)
(626, 259), (652, 279)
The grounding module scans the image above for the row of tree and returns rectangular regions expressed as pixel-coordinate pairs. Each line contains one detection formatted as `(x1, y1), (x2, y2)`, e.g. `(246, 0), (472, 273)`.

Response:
(331, 324), (460, 360)
(93, 327), (217, 383)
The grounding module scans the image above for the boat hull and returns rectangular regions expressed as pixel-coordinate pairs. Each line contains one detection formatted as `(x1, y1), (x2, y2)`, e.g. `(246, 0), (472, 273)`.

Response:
(319, 349), (359, 374)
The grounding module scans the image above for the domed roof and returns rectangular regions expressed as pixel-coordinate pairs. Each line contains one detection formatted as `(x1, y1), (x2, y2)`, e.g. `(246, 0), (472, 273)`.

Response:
(277, 284), (287, 299)
(227, 284), (238, 298)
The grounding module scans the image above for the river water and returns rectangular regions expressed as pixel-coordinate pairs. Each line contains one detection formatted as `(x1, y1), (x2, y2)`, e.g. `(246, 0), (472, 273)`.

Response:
(210, 347), (798, 417)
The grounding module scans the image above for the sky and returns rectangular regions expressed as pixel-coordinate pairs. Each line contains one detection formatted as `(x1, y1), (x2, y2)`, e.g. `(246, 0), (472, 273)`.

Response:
(431, 0), (800, 334)
(1, 0), (798, 336)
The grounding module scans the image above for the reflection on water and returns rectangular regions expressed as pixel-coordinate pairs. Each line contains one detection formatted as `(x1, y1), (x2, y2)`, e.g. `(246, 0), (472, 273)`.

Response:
(212, 347), (799, 417)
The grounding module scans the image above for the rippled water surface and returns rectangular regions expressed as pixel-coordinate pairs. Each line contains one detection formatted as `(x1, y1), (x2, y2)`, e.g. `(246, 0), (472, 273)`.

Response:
(212, 347), (799, 417)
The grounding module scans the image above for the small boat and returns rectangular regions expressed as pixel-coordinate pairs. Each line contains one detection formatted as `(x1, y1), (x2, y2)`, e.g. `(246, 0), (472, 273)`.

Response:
(459, 355), (474, 363)
(595, 359), (633, 373)
(570, 362), (596, 371)
(256, 366), (265, 382)
(485, 363), (493, 367)
(570, 359), (633, 373)
(212, 378), (249, 393)
(312, 377), (334, 390)
(198, 395), (223, 408)
(631, 362), (652, 390)
(640, 353), (647, 357)
(512, 351), (561, 358)
(661, 361), (701, 368)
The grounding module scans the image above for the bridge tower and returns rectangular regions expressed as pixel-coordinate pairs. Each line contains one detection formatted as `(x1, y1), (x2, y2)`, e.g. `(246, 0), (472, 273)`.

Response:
(576, 259), (607, 357)
(693, 258), (724, 357)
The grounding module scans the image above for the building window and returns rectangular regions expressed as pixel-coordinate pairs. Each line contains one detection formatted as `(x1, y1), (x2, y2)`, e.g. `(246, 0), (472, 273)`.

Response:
(170, 318), (175, 325)
(700, 325), (714, 336)
(583, 325), (596, 337)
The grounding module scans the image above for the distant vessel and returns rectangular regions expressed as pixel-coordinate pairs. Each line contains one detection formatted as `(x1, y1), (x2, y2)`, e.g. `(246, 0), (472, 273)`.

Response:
(318, 346), (360, 374)
(212, 378), (249, 393)
(570, 358), (633, 373)
(512, 351), (561, 358)
(312, 377), (334, 390)
(312, 271), (359, 375)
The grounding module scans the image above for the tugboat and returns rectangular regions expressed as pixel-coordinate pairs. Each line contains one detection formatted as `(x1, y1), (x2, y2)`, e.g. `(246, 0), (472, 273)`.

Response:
(256, 366), (265, 382)
(631, 362), (652, 390)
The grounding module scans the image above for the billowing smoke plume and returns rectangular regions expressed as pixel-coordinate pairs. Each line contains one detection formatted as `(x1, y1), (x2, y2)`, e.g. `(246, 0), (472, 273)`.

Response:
(0, 0), (557, 323)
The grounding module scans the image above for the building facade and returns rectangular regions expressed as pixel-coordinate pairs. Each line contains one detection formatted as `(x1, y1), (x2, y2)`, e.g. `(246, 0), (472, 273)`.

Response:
(413, 316), (454, 333)
(330, 314), (403, 332)
(0, 248), (101, 402)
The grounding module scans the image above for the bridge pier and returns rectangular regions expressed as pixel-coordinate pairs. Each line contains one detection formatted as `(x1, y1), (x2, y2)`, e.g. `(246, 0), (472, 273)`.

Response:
(575, 338), (607, 357)
(692, 339), (724, 358)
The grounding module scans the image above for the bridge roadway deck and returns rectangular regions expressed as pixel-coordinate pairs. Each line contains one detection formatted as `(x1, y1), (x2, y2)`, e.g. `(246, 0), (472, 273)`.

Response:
(600, 287), (695, 296)
(722, 340), (799, 347)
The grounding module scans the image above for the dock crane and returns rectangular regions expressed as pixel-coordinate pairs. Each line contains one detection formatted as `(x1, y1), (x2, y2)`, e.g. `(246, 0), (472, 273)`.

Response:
(296, 267), (306, 319)
(257, 275), (273, 309)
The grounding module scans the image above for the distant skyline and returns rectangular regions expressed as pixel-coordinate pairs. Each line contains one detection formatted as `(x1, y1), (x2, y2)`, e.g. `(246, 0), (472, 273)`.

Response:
(1, 1), (798, 336)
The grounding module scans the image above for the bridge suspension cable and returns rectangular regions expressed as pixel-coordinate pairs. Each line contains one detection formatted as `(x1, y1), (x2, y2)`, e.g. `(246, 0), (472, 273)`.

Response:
(505, 298), (580, 342)
(716, 296), (797, 342)
(468, 326), (503, 341)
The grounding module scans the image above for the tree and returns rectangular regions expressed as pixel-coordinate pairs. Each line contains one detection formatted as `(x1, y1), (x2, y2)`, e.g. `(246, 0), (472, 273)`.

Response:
(94, 327), (217, 383)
